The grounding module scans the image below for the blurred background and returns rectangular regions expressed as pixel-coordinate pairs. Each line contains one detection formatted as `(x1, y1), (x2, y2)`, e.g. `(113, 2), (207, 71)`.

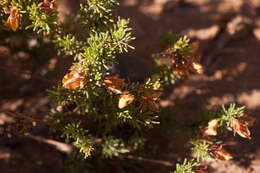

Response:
(1, 0), (260, 172)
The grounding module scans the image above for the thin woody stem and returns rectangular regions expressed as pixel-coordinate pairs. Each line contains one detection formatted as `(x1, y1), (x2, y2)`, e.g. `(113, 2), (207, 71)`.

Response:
(123, 154), (173, 166)
(1, 110), (53, 127)
(27, 134), (73, 153)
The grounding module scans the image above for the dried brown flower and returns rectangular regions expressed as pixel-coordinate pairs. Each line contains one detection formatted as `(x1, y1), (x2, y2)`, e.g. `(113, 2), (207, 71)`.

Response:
(140, 89), (161, 112)
(118, 93), (135, 109)
(204, 119), (219, 136)
(4, 7), (20, 32)
(140, 96), (158, 112)
(194, 165), (208, 173)
(232, 118), (251, 139)
(191, 62), (203, 74)
(3, 7), (10, 14)
(62, 70), (87, 90)
(210, 144), (232, 161)
(38, 0), (57, 13)
(241, 114), (256, 127)
(162, 47), (203, 78)
(173, 67), (189, 78)
(104, 75), (125, 94)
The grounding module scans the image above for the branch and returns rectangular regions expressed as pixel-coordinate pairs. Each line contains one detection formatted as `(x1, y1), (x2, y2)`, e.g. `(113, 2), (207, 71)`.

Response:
(27, 134), (73, 154)
(1, 110), (53, 127)
(123, 155), (173, 167)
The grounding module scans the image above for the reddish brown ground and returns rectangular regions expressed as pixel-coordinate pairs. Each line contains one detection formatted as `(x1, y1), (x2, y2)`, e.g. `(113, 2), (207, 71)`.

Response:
(1, 0), (260, 172)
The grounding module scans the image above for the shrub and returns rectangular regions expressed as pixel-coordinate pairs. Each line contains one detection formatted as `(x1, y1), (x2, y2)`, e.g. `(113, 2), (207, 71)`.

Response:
(0, 0), (256, 172)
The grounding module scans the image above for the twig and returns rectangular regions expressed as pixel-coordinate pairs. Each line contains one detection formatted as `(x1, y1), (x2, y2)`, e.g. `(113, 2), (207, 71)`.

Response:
(1, 110), (53, 127)
(27, 134), (73, 154)
(0, 112), (72, 154)
(123, 154), (173, 167)
(2, 111), (173, 167)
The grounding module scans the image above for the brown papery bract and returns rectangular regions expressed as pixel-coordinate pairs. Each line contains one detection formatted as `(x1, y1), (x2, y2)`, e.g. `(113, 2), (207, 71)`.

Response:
(191, 62), (203, 74)
(241, 114), (256, 127)
(140, 96), (159, 112)
(210, 144), (232, 161)
(203, 119), (219, 136)
(104, 75), (125, 94)
(232, 118), (251, 139)
(140, 88), (161, 112)
(38, 0), (57, 13)
(118, 93), (135, 109)
(4, 7), (20, 32)
(62, 70), (87, 90)
(194, 165), (208, 173)
(162, 47), (203, 78)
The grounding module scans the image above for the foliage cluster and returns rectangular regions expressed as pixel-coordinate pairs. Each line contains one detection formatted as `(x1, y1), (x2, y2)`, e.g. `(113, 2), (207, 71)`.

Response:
(173, 104), (255, 173)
